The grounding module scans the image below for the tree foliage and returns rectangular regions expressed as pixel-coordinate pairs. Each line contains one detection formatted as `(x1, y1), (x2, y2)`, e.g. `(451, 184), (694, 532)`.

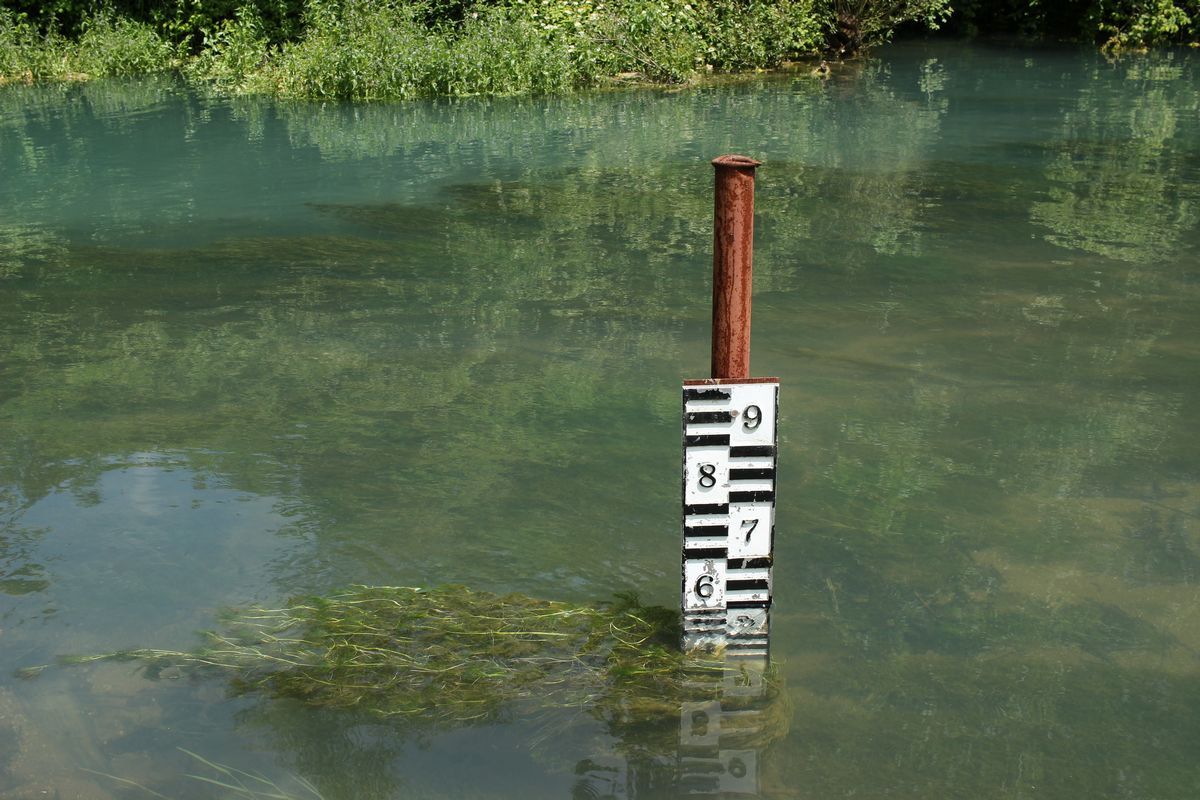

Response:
(949, 0), (1199, 47)
(821, 0), (951, 55)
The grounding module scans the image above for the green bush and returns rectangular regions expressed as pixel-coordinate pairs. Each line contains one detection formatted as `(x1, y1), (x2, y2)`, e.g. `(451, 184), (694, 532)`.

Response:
(0, 8), (73, 82)
(949, 0), (1199, 46)
(73, 13), (176, 77)
(1094, 0), (1198, 49)
(186, 6), (272, 87)
(267, 0), (588, 99)
(695, 0), (823, 70)
(2, 8), (175, 83)
(819, 0), (952, 55)
(0, 0), (91, 37)
(149, 0), (306, 49)
(267, 0), (442, 99)
(438, 7), (577, 96)
(595, 0), (707, 82)
(0, 0), (305, 47)
(255, 0), (829, 97)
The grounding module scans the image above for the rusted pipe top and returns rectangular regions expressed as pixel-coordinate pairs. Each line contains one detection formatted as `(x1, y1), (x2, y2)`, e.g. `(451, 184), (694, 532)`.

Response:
(711, 154), (762, 169)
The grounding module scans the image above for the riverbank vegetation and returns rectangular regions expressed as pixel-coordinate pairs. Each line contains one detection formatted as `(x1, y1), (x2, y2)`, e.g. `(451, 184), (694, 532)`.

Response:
(5, 0), (932, 97)
(0, 0), (1197, 96)
(948, 0), (1200, 51)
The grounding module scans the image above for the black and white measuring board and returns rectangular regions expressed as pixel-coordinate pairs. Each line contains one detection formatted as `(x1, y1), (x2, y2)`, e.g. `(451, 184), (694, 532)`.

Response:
(681, 378), (778, 656)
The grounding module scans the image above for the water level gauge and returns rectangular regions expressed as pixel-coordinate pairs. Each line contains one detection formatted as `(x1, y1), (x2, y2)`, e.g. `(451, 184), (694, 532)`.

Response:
(681, 378), (778, 655)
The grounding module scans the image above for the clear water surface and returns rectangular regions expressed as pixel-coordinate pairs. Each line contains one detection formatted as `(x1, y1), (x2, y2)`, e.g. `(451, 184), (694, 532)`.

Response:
(2, 41), (1199, 799)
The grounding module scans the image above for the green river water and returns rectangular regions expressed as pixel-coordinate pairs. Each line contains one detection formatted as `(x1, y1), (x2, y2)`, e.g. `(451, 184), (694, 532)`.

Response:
(1, 41), (1198, 799)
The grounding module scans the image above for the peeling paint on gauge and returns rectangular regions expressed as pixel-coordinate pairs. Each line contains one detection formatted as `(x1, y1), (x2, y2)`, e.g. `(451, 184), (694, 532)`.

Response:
(681, 378), (778, 657)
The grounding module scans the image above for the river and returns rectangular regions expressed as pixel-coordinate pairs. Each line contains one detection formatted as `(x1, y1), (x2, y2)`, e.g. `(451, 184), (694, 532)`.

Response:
(1, 40), (1198, 799)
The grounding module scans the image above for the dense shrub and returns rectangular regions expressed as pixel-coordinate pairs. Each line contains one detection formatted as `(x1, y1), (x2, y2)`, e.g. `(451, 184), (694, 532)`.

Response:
(552, 0), (823, 83)
(151, 0), (307, 49)
(265, 0), (444, 99)
(239, 0), (828, 97)
(697, 0), (823, 69)
(1094, 0), (1198, 49)
(0, 8), (69, 82)
(73, 13), (175, 77)
(0, 7), (173, 82)
(185, 6), (272, 88)
(438, 7), (577, 96)
(2, 0), (833, 95)
(819, 0), (952, 55)
(579, 0), (706, 82)
(0, 0), (305, 45)
(949, 0), (1199, 47)
(0, 0), (91, 36)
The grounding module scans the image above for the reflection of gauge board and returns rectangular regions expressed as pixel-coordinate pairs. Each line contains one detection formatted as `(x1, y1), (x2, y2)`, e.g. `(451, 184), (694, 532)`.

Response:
(682, 378), (778, 656)
(677, 655), (770, 796)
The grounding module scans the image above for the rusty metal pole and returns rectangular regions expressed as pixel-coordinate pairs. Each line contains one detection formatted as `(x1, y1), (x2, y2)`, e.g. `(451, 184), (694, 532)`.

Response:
(710, 154), (761, 381)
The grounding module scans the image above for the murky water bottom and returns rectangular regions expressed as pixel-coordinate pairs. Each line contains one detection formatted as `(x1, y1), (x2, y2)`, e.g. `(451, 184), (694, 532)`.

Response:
(2, 41), (1199, 798)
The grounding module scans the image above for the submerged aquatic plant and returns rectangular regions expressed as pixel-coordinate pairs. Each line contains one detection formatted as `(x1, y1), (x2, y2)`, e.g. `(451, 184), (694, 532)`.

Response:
(56, 585), (776, 732)
(86, 746), (325, 800)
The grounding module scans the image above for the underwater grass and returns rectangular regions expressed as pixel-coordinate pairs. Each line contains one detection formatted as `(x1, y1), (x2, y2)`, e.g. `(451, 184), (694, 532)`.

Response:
(86, 746), (325, 800)
(53, 585), (779, 732)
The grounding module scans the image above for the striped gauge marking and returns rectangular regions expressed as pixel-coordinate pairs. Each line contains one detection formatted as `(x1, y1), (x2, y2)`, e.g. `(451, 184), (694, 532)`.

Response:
(682, 378), (778, 657)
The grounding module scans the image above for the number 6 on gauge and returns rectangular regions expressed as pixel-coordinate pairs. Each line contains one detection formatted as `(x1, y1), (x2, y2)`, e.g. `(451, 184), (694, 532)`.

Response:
(683, 559), (723, 609)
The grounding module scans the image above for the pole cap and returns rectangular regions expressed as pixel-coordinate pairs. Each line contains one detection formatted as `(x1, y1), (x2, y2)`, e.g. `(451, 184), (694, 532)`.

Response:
(711, 154), (762, 168)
